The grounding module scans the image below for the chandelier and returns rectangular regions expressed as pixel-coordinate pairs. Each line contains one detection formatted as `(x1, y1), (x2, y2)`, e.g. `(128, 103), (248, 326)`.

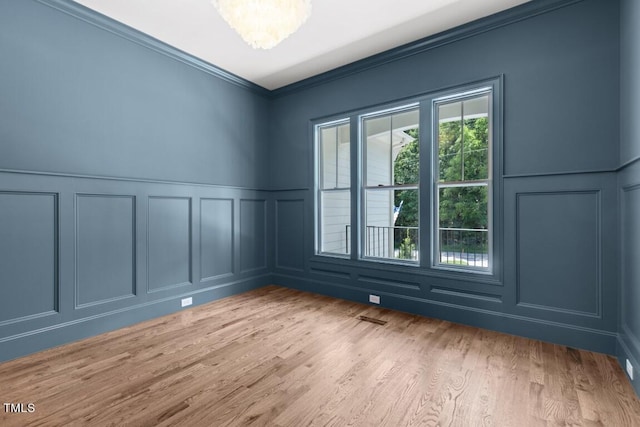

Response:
(213, 0), (312, 50)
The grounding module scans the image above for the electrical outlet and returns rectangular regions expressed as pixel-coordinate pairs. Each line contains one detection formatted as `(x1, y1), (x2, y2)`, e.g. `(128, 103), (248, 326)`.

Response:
(369, 294), (380, 304)
(181, 297), (193, 307)
(627, 359), (634, 381)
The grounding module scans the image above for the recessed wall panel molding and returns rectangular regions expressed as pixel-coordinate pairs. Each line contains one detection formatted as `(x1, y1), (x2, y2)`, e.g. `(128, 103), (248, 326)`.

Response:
(276, 199), (305, 272)
(240, 199), (267, 273)
(516, 190), (601, 317)
(0, 192), (58, 324)
(147, 197), (192, 292)
(200, 198), (234, 282)
(76, 194), (136, 308)
(622, 183), (640, 344)
(357, 275), (421, 292)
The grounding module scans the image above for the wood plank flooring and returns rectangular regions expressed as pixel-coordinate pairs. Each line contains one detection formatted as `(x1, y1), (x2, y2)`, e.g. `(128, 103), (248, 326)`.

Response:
(1, 285), (639, 426)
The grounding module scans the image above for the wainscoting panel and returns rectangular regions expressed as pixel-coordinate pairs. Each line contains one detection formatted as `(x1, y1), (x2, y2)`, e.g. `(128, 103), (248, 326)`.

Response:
(0, 170), (270, 362)
(503, 173), (617, 335)
(76, 194), (136, 307)
(240, 199), (267, 273)
(275, 199), (305, 272)
(622, 184), (640, 347)
(200, 198), (234, 282)
(147, 197), (192, 292)
(516, 191), (601, 316)
(617, 160), (640, 397)
(0, 191), (58, 324)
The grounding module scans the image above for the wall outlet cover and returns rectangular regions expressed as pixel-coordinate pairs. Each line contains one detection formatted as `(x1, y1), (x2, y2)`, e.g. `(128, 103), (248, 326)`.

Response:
(627, 359), (634, 381)
(369, 294), (380, 304)
(181, 297), (193, 307)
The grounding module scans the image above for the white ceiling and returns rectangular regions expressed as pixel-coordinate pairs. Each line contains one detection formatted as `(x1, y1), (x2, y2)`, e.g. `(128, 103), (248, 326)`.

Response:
(73, 0), (531, 90)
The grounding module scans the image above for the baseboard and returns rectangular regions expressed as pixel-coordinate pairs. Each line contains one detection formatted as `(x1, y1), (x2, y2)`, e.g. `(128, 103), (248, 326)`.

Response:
(617, 331), (640, 398)
(272, 274), (618, 355)
(0, 275), (271, 363)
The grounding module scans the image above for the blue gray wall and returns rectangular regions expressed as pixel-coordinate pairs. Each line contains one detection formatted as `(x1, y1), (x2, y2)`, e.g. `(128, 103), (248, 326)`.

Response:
(618, 0), (640, 396)
(269, 0), (621, 354)
(0, 0), (272, 361)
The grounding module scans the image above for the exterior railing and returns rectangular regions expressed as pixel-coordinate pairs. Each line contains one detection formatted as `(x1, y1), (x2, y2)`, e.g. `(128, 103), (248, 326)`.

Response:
(364, 225), (419, 260)
(438, 227), (488, 268)
(343, 225), (487, 266)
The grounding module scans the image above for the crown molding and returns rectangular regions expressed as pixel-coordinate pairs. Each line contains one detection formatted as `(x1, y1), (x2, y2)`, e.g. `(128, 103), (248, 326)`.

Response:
(35, 0), (271, 97)
(35, 0), (582, 99)
(271, 0), (583, 98)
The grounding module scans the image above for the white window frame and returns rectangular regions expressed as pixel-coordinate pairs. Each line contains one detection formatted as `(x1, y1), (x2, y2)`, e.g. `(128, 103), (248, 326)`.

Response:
(431, 87), (494, 274)
(359, 103), (420, 264)
(312, 78), (500, 279)
(315, 118), (351, 257)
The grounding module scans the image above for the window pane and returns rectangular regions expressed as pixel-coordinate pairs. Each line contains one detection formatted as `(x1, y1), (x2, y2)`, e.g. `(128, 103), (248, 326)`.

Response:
(365, 108), (419, 187)
(364, 188), (418, 261)
(438, 94), (489, 182)
(319, 123), (350, 190)
(438, 101), (463, 182)
(365, 115), (392, 187)
(320, 190), (351, 254)
(320, 126), (337, 189)
(437, 185), (488, 268)
(463, 96), (489, 181)
(336, 123), (351, 188)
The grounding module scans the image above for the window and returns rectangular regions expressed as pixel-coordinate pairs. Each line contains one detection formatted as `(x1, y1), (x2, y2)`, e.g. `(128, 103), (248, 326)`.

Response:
(434, 90), (492, 271)
(362, 106), (420, 262)
(314, 81), (497, 274)
(316, 120), (351, 255)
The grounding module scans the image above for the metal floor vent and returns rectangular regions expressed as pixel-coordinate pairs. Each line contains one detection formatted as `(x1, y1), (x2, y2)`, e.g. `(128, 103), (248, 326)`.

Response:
(357, 315), (387, 325)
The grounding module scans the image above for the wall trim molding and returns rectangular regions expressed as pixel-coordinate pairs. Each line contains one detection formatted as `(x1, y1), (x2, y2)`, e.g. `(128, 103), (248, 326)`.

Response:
(430, 286), (503, 304)
(35, 0), (583, 99)
(514, 190), (603, 319)
(621, 323), (640, 359)
(0, 275), (271, 363)
(309, 255), (503, 287)
(74, 193), (137, 309)
(273, 273), (617, 354)
(275, 198), (306, 273)
(619, 154), (640, 171)
(239, 199), (268, 274)
(146, 196), (193, 293)
(199, 198), (235, 282)
(503, 168), (618, 179)
(35, 0), (271, 97)
(271, 0), (584, 97)
(617, 332), (640, 397)
(0, 168), (271, 192)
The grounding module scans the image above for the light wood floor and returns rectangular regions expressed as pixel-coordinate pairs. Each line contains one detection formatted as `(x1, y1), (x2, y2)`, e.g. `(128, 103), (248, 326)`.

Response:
(1, 286), (639, 426)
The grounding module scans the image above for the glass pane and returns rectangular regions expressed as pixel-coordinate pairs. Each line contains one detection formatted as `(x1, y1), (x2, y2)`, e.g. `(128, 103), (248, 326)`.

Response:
(437, 185), (488, 268)
(463, 95), (489, 181)
(319, 123), (350, 190)
(438, 94), (490, 182)
(320, 190), (351, 254)
(365, 115), (392, 187)
(365, 108), (419, 187)
(336, 123), (351, 188)
(364, 189), (419, 261)
(320, 126), (337, 189)
(438, 101), (463, 182)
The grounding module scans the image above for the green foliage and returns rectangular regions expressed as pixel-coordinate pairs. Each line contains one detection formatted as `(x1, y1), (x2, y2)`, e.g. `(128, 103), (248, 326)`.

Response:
(438, 118), (488, 182)
(393, 128), (419, 228)
(398, 229), (416, 259)
(389, 119), (489, 256)
(438, 118), (489, 231)
(438, 186), (488, 230)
